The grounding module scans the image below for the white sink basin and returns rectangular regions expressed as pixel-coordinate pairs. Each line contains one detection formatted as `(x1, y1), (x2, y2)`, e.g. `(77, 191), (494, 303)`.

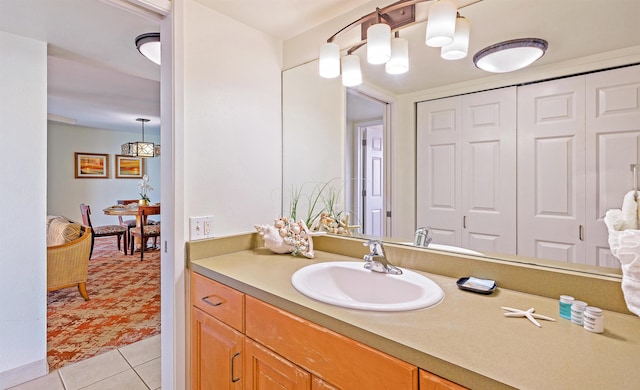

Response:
(291, 262), (444, 311)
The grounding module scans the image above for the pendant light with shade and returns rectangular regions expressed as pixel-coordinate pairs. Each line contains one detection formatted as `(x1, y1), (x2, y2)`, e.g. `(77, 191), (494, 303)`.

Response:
(122, 118), (160, 158)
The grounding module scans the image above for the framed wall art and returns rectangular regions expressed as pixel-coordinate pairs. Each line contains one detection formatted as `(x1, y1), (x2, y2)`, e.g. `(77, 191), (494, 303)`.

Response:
(115, 155), (145, 179)
(74, 152), (109, 179)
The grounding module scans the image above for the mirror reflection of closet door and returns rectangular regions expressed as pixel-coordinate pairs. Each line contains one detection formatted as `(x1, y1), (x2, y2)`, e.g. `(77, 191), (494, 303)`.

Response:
(362, 124), (384, 236)
(517, 75), (586, 263)
(586, 65), (640, 268)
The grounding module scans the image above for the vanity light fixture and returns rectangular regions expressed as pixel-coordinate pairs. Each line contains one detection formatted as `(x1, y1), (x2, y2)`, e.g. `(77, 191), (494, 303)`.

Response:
(317, 0), (476, 87)
(473, 38), (548, 73)
(441, 13), (470, 60)
(135, 32), (161, 65)
(341, 54), (363, 87)
(367, 10), (392, 64)
(425, 0), (457, 47)
(121, 118), (160, 158)
(386, 32), (409, 74)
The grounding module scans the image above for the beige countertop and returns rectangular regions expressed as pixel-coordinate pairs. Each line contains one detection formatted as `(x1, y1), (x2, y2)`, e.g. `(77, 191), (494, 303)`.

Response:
(188, 234), (640, 390)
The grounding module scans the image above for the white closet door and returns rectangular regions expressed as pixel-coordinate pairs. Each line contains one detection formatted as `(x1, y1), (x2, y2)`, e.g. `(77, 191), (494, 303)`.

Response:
(417, 97), (462, 246)
(517, 75), (586, 263)
(586, 64), (640, 268)
(461, 87), (517, 254)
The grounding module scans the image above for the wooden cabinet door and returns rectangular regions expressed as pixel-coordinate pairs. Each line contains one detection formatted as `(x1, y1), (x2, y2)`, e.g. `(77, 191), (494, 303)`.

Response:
(419, 370), (467, 390)
(244, 338), (310, 390)
(191, 307), (243, 390)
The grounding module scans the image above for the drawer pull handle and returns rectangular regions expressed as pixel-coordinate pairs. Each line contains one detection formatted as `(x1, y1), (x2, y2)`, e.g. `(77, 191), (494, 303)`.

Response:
(201, 295), (224, 307)
(231, 352), (241, 383)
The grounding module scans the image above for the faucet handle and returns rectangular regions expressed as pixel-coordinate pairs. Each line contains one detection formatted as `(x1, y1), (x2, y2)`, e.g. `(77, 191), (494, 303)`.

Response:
(364, 239), (384, 256)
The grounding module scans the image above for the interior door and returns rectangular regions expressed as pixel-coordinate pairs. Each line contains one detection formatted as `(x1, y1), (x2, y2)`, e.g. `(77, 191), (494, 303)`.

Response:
(517, 75), (586, 263)
(362, 124), (384, 236)
(461, 87), (517, 254)
(586, 64), (640, 267)
(417, 96), (462, 246)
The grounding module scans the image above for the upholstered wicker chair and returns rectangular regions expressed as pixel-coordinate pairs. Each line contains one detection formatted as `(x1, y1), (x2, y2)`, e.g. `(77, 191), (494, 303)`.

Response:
(47, 219), (92, 300)
(80, 204), (128, 257)
(129, 205), (161, 260)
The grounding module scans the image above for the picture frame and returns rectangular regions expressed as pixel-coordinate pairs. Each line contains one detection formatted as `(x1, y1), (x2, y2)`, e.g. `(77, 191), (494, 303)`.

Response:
(115, 155), (145, 179)
(74, 152), (109, 178)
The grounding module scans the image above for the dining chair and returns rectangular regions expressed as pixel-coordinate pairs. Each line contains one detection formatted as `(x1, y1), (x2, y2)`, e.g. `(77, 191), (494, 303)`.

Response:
(116, 199), (139, 241)
(80, 204), (128, 257)
(129, 205), (161, 260)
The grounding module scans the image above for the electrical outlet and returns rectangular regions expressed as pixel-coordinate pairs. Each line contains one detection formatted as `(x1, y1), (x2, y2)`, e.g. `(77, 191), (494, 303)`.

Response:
(189, 216), (215, 240)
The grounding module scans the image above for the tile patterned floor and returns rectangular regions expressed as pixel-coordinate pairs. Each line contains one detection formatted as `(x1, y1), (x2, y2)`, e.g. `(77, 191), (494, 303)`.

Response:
(9, 335), (161, 390)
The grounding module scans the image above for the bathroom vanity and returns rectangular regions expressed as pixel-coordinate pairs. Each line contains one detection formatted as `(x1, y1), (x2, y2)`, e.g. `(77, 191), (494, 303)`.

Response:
(188, 233), (640, 389)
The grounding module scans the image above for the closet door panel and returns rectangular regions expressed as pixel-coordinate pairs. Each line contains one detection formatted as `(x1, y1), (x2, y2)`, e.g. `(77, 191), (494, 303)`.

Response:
(587, 64), (640, 268)
(462, 87), (517, 254)
(518, 75), (586, 263)
(417, 97), (462, 246)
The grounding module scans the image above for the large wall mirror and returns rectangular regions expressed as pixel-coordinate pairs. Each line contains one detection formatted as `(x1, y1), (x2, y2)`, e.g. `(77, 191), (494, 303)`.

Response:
(282, 0), (640, 277)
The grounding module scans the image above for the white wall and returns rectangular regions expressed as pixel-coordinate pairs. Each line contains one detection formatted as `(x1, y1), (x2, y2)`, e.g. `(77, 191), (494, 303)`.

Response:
(47, 122), (161, 226)
(181, 1), (282, 235)
(167, 1), (283, 388)
(0, 31), (48, 388)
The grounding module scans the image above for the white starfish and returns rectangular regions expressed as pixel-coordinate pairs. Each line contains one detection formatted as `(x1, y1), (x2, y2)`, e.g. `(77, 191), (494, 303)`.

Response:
(501, 306), (556, 328)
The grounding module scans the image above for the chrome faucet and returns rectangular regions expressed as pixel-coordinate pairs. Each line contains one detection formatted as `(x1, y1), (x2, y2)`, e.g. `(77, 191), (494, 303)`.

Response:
(413, 227), (432, 248)
(363, 240), (403, 275)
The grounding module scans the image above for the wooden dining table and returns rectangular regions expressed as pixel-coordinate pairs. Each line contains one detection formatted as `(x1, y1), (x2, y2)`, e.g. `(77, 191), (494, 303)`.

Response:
(103, 203), (160, 250)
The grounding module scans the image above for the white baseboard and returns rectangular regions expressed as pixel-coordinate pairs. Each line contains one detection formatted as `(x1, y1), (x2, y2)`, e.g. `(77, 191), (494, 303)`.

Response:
(0, 359), (48, 389)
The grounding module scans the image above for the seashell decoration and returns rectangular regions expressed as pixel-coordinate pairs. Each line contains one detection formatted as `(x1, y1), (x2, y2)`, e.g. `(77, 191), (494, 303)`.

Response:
(255, 217), (316, 258)
(310, 213), (360, 236)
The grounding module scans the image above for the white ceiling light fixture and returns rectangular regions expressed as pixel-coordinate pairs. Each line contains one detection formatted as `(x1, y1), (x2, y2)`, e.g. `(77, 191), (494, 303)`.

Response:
(121, 118), (160, 158)
(473, 38), (548, 73)
(135, 32), (161, 65)
(425, 0), (457, 47)
(317, 0), (476, 86)
(441, 14), (470, 60)
(386, 32), (409, 74)
(341, 54), (363, 87)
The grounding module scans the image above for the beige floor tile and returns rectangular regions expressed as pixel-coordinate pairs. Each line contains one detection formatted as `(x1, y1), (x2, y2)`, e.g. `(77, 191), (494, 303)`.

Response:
(8, 371), (64, 390)
(59, 350), (130, 390)
(119, 334), (161, 367)
(79, 369), (148, 390)
(133, 357), (161, 389)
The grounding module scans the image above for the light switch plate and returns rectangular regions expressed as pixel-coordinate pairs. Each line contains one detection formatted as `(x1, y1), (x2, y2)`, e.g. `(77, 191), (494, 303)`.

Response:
(189, 216), (215, 240)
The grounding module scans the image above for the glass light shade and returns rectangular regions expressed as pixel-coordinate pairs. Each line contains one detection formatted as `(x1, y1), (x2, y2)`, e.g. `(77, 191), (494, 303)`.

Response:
(441, 16), (470, 60)
(136, 142), (155, 158)
(473, 38), (548, 73)
(367, 23), (391, 64)
(341, 54), (362, 87)
(386, 36), (409, 74)
(319, 42), (340, 78)
(425, 0), (457, 47)
(135, 33), (161, 65)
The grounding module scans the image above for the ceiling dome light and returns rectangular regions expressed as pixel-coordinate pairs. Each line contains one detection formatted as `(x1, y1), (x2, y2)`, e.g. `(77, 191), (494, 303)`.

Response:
(135, 33), (161, 65)
(386, 33), (409, 74)
(441, 14), (470, 60)
(473, 38), (548, 73)
(425, 0), (457, 47)
(367, 23), (391, 64)
(319, 42), (340, 78)
(341, 54), (362, 87)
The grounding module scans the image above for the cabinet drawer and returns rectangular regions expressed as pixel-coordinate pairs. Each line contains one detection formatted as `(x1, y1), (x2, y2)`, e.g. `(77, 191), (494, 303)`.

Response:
(246, 296), (418, 389)
(191, 271), (244, 332)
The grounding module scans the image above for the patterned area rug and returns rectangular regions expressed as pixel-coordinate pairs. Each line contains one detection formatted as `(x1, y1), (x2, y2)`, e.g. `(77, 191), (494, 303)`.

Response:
(47, 236), (161, 370)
